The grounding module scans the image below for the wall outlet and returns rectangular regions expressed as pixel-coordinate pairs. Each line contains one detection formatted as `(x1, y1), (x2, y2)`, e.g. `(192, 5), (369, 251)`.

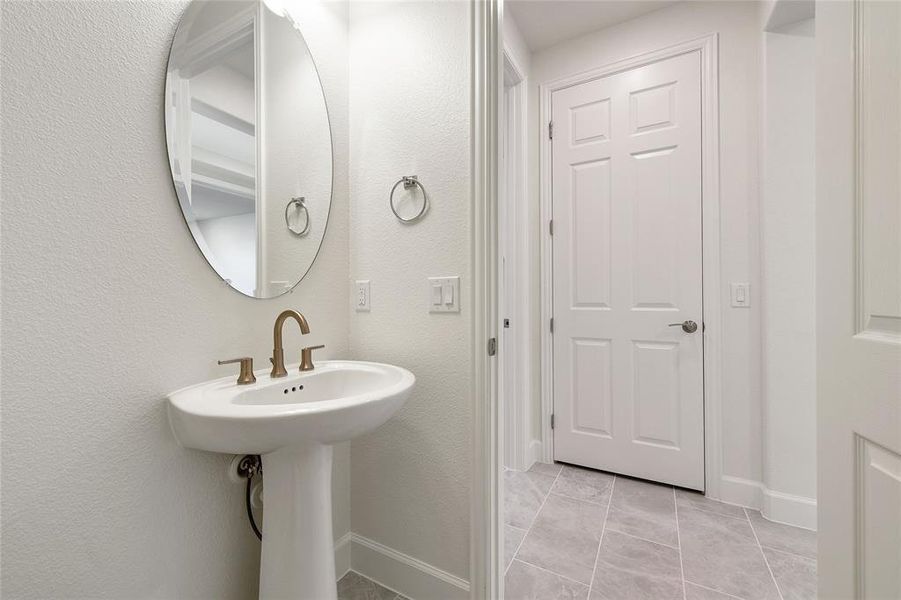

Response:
(428, 276), (460, 313)
(730, 283), (751, 307)
(355, 280), (371, 312)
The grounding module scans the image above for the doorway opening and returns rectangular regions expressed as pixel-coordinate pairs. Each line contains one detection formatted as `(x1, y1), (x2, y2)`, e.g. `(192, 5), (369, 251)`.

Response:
(492, 2), (820, 597)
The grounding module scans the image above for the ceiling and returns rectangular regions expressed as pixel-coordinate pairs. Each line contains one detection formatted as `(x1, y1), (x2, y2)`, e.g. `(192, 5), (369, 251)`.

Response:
(506, 0), (679, 52)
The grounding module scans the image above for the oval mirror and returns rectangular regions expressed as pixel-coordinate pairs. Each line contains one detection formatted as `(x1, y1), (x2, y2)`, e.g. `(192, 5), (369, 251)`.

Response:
(165, 0), (332, 298)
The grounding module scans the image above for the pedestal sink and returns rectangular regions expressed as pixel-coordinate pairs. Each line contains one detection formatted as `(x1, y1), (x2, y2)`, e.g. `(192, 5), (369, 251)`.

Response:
(167, 360), (414, 600)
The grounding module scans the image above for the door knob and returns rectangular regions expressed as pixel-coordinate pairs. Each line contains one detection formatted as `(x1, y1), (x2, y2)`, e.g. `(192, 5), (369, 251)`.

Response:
(668, 320), (698, 334)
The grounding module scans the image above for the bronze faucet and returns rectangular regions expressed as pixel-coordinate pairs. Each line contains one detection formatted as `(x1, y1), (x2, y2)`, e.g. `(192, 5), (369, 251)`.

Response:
(270, 309), (310, 377)
(218, 357), (257, 385)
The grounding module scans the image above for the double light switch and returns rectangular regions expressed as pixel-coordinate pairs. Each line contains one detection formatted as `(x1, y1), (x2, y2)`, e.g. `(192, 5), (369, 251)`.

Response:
(428, 276), (460, 313)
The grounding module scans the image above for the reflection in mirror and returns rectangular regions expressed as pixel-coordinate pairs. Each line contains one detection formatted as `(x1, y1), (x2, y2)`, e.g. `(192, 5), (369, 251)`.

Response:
(166, 0), (332, 298)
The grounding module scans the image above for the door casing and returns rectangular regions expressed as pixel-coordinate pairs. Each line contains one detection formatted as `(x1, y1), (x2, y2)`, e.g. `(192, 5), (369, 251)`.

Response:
(500, 48), (533, 472)
(538, 33), (724, 497)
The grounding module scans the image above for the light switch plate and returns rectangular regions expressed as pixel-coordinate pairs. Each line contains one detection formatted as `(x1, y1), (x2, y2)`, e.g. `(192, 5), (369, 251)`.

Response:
(730, 283), (751, 308)
(355, 280), (371, 312)
(428, 276), (460, 313)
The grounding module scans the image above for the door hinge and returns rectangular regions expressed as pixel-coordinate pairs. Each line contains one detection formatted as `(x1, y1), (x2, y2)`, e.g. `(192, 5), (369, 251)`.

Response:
(488, 337), (497, 356)
(548, 121), (553, 140)
(550, 413), (555, 429)
(549, 219), (554, 236)
(550, 318), (554, 333)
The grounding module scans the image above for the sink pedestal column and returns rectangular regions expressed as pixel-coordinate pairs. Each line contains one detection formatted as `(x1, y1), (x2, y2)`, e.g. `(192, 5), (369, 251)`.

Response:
(259, 443), (336, 600)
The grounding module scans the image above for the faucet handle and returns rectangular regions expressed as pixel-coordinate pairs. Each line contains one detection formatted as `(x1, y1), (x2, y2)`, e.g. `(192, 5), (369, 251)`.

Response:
(299, 345), (325, 372)
(218, 357), (257, 385)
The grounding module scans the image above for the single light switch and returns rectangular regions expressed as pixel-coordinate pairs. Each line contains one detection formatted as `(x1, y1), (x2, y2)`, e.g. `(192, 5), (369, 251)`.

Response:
(443, 283), (454, 305)
(730, 283), (750, 308)
(428, 276), (460, 313)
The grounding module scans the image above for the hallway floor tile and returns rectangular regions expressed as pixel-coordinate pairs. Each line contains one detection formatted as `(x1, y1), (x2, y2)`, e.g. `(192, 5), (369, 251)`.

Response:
(504, 463), (817, 600)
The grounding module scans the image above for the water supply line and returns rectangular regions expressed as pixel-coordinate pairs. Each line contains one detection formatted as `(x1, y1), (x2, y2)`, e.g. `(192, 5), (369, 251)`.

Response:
(237, 455), (263, 540)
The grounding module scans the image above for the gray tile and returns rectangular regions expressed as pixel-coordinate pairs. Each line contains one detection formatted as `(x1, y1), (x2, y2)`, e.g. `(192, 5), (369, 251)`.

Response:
(590, 530), (683, 600)
(505, 525), (527, 570)
(676, 489), (746, 519)
(679, 507), (779, 600)
(551, 464), (614, 505)
(529, 461), (564, 477)
(505, 468), (557, 529)
(605, 477), (678, 548)
(517, 493), (607, 584)
(685, 582), (744, 600)
(337, 571), (396, 600)
(747, 510), (817, 560)
(763, 547), (817, 600)
(505, 560), (589, 600)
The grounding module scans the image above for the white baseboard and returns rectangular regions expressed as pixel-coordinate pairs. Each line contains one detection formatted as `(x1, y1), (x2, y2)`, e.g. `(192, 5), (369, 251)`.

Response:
(761, 486), (817, 531)
(335, 531), (352, 580)
(349, 533), (469, 600)
(718, 475), (763, 509)
(717, 475), (817, 531)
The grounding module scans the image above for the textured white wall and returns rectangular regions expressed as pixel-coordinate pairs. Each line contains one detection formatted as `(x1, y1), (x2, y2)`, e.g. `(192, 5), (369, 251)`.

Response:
(528, 1), (764, 488)
(0, 1), (350, 597)
(348, 0), (472, 581)
(761, 18), (817, 508)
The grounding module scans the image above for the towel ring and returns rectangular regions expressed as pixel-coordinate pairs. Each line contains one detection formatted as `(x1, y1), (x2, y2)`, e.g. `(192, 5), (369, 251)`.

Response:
(285, 197), (310, 236)
(389, 176), (428, 223)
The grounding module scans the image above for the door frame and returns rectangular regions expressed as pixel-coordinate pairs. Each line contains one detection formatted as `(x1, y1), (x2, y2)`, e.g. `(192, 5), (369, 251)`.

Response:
(500, 48), (533, 472)
(538, 33), (724, 497)
(470, 0), (501, 597)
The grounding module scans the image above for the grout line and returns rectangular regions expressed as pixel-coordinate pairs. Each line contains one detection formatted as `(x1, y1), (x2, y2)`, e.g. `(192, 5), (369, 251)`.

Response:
(345, 569), (407, 600)
(684, 580), (748, 600)
(546, 489), (611, 507)
(525, 466), (563, 532)
(758, 544), (817, 563)
(511, 558), (592, 588)
(681, 489), (753, 515)
(745, 507), (785, 600)
(674, 487), (687, 600)
(505, 526), (528, 577)
(603, 525), (682, 551)
(506, 465), (564, 577)
(744, 509), (818, 560)
(677, 502), (750, 522)
(587, 474), (617, 598)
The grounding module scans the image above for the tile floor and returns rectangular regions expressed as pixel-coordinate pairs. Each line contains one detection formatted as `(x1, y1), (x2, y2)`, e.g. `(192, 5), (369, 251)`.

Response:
(505, 462), (817, 600)
(337, 571), (408, 600)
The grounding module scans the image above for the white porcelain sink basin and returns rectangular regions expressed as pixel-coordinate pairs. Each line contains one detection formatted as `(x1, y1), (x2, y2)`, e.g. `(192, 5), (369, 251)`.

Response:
(168, 360), (414, 455)
(167, 360), (414, 600)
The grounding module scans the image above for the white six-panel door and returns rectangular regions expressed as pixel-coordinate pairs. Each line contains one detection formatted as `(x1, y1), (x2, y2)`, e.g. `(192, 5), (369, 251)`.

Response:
(551, 51), (704, 490)
(817, 1), (901, 597)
